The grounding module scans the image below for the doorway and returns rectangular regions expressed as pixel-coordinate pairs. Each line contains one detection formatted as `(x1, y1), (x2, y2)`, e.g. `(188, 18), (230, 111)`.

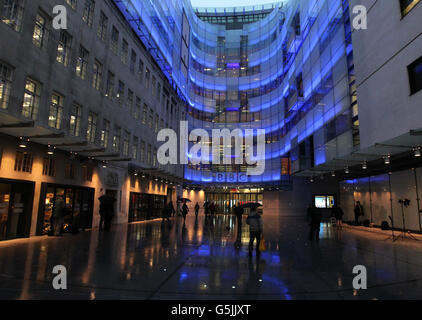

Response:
(0, 180), (34, 241)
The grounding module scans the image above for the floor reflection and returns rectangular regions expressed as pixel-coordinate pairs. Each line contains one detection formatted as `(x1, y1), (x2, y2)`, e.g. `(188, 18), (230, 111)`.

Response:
(0, 214), (422, 299)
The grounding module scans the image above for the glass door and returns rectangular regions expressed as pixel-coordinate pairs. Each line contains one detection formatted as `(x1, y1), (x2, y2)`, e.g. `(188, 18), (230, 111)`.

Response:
(0, 183), (11, 241)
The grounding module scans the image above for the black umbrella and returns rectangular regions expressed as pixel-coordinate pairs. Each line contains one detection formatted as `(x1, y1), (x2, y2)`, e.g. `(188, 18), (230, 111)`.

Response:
(177, 197), (192, 203)
(238, 202), (262, 209)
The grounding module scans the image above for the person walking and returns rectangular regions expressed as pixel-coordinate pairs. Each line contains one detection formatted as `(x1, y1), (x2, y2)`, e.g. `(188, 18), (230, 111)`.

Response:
(99, 192), (116, 232)
(354, 201), (364, 225)
(204, 201), (209, 217)
(194, 202), (200, 218)
(162, 203), (171, 223)
(234, 204), (244, 228)
(182, 201), (189, 225)
(246, 207), (263, 257)
(333, 204), (344, 229)
(308, 204), (322, 241)
(168, 201), (176, 217)
(53, 196), (66, 236)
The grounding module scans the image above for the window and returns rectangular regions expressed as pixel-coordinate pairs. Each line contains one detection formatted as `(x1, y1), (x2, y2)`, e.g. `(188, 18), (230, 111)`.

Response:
(134, 97), (141, 120)
(92, 60), (103, 91)
(1, 0), (25, 32)
(56, 31), (72, 66)
(130, 50), (136, 74)
(76, 46), (89, 80)
(132, 136), (138, 160)
(22, 78), (41, 119)
(65, 0), (77, 10)
(140, 140), (145, 162)
(82, 165), (93, 182)
(105, 71), (114, 98)
(152, 75), (156, 97)
(127, 89), (134, 114)
(408, 56), (422, 95)
(0, 62), (13, 109)
(87, 112), (97, 143)
(82, 0), (95, 27)
(48, 92), (63, 129)
(43, 157), (56, 177)
(145, 68), (150, 88)
(155, 114), (159, 133)
(400, 0), (421, 16)
(113, 126), (121, 153)
(65, 162), (76, 179)
(101, 119), (110, 148)
(121, 39), (128, 65)
(138, 59), (144, 83)
(111, 26), (119, 55)
(149, 109), (154, 129)
(153, 148), (157, 167)
(117, 80), (124, 105)
(156, 82), (161, 101)
(142, 104), (147, 124)
(14, 151), (33, 173)
(97, 11), (108, 41)
(123, 131), (129, 157)
(147, 144), (152, 164)
(69, 103), (82, 136)
(33, 12), (49, 49)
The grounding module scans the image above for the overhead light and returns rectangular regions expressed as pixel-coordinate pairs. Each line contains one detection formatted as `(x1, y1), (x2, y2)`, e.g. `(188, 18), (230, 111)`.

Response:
(362, 161), (367, 170)
(345, 167), (349, 174)
(310, 177), (314, 183)
(384, 155), (391, 165)
(18, 137), (28, 148)
(331, 171), (336, 177)
(142, 174), (146, 178)
(414, 147), (421, 157)
(102, 161), (107, 168)
(47, 145), (55, 155)
(134, 172), (138, 176)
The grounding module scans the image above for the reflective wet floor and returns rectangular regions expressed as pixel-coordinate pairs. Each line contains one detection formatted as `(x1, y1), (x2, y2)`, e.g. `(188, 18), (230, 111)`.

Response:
(1, 214), (422, 300)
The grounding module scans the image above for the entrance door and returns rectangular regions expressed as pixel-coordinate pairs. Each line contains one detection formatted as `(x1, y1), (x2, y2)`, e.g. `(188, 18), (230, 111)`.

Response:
(0, 182), (33, 241)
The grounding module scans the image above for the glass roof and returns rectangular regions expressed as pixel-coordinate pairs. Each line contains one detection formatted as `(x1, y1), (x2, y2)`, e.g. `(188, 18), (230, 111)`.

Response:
(191, 0), (283, 10)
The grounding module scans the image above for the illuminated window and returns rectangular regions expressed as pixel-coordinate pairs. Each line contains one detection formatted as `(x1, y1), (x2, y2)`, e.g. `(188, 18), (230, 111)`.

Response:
(76, 46), (89, 80)
(32, 12), (48, 49)
(0, 62), (13, 109)
(113, 126), (121, 153)
(69, 103), (82, 137)
(14, 151), (33, 173)
(1, 0), (24, 32)
(22, 78), (41, 120)
(123, 131), (130, 157)
(101, 119), (110, 148)
(87, 112), (97, 143)
(48, 92), (63, 129)
(82, 0), (95, 27)
(56, 31), (72, 66)
(400, 0), (420, 16)
(105, 71), (114, 98)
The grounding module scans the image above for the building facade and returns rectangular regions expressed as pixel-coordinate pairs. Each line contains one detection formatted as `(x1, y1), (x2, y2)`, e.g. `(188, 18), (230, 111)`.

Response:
(0, 0), (185, 241)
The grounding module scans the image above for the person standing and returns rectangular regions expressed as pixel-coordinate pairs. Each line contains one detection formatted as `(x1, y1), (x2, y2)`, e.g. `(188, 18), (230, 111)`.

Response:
(194, 202), (200, 218)
(204, 201), (209, 217)
(333, 204), (344, 229)
(168, 201), (176, 217)
(354, 201), (364, 225)
(182, 201), (189, 225)
(246, 207), (263, 257)
(53, 196), (66, 236)
(308, 204), (322, 241)
(234, 204), (244, 228)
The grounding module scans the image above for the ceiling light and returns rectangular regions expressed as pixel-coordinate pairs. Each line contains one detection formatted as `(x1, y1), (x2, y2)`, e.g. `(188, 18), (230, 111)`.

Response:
(384, 155), (391, 165)
(345, 167), (349, 174)
(362, 161), (367, 170)
(414, 148), (421, 157)
(47, 145), (55, 155)
(102, 161), (107, 168)
(331, 171), (336, 177)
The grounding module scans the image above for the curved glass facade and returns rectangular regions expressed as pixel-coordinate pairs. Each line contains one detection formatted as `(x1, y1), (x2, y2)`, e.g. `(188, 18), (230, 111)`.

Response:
(113, 0), (359, 187)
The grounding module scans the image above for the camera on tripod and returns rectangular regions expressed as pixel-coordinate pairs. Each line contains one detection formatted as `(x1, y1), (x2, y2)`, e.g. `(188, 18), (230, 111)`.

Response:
(398, 199), (411, 207)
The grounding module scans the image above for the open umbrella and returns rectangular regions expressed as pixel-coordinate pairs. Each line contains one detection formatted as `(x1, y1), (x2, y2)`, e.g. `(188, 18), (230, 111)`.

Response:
(238, 202), (262, 209)
(177, 197), (192, 203)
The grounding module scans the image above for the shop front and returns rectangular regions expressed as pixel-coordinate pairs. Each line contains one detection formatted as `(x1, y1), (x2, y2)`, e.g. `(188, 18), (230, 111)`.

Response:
(36, 183), (95, 235)
(0, 179), (34, 241)
(206, 189), (263, 214)
(129, 192), (167, 222)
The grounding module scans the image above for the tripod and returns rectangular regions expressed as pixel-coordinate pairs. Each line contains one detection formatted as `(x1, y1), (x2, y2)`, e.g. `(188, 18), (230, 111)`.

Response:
(393, 202), (419, 242)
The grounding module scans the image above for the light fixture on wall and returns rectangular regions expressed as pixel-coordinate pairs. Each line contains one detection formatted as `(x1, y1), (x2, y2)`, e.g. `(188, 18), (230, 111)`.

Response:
(18, 137), (29, 148)
(362, 161), (367, 170)
(47, 145), (55, 155)
(102, 161), (107, 168)
(384, 155), (391, 165)
(134, 171), (138, 176)
(414, 147), (421, 157)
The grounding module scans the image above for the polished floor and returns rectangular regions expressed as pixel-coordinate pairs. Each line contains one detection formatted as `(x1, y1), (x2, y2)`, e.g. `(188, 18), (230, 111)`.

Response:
(1, 214), (422, 300)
